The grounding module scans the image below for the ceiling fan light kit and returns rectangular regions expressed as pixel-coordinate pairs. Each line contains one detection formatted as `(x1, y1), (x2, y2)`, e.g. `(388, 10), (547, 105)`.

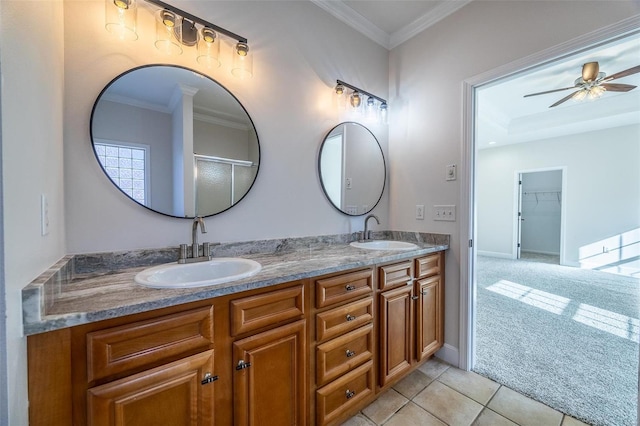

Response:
(524, 61), (640, 108)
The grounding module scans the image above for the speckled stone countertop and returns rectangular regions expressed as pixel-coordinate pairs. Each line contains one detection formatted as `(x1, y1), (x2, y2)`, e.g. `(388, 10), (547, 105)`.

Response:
(22, 231), (449, 336)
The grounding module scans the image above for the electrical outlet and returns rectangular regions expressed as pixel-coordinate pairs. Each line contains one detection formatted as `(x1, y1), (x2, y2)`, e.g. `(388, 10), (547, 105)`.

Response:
(415, 204), (425, 220)
(433, 205), (456, 221)
(41, 194), (50, 236)
(345, 205), (358, 215)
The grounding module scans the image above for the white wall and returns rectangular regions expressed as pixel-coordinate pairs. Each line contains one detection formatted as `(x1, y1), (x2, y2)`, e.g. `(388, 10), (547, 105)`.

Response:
(1, 1), (66, 424)
(477, 125), (639, 265)
(388, 1), (639, 363)
(64, 0), (390, 253)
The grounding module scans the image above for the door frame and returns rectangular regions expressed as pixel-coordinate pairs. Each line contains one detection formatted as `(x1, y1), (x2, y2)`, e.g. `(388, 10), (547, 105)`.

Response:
(458, 15), (640, 371)
(513, 167), (567, 264)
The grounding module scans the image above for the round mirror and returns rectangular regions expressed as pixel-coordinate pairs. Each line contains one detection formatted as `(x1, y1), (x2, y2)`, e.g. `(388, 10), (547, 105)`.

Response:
(90, 65), (260, 218)
(318, 122), (386, 216)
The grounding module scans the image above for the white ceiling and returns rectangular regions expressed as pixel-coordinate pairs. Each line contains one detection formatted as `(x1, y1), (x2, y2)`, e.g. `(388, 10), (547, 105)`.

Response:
(310, 1), (640, 149)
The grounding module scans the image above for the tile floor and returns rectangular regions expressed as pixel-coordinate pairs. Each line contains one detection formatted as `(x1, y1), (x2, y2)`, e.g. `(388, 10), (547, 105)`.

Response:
(341, 358), (590, 426)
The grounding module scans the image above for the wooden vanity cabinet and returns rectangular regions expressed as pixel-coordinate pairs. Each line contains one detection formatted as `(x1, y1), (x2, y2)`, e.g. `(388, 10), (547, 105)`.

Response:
(378, 252), (445, 389)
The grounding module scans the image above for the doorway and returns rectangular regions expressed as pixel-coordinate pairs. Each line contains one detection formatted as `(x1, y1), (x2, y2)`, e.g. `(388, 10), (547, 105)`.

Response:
(461, 20), (640, 426)
(516, 169), (564, 264)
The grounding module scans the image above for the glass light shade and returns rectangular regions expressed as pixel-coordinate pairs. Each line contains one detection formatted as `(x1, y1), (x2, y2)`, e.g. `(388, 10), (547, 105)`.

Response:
(572, 89), (587, 101)
(196, 28), (221, 68)
(105, 0), (138, 41)
(231, 42), (253, 79)
(365, 96), (376, 119)
(155, 9), (182, 55)
(588, 85), (606, 99)
(350, 92), (361, 110)
(379, 103), (388, 124)
(335, 84), (346, 110)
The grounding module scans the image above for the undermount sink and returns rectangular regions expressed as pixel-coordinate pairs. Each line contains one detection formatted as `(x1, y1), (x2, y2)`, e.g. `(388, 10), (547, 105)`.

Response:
(135, 258), (262, 289)
(350, 240), (419, 251)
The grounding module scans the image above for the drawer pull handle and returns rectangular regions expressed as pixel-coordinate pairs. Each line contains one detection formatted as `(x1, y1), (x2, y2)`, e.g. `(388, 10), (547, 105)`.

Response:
(345, 285), (356, 291)
(201, 372), (219, 385)
(346, 389), (356, 399)
(411, 296), (419, 300)
(235, 360), (252, 371)
(346, 314), (357, 322)
(346, 350), (356, 358)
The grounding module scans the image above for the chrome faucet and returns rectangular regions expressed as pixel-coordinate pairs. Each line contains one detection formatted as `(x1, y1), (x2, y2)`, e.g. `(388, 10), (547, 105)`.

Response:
(363, 214), (380, 241)
(192, 216), (207, 258)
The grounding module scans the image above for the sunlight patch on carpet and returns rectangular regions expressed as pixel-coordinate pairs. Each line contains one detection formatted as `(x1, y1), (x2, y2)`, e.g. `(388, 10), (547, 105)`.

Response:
(486, 280), (570, 315)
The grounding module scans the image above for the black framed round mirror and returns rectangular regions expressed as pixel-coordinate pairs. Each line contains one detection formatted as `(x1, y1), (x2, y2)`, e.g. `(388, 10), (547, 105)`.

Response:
(90, 65), (260, 218)
(318, 122), (386, 216)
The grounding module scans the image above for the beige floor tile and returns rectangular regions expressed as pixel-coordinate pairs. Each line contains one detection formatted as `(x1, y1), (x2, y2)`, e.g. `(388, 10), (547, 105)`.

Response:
(417, 357), (450, 380)
(438, 368), (500, 405)
(488, 387), (563, 426)
(384, 402), (447, 426)
(561, 416), (590, 426)
(393, 369), (433, 399)
(361, 388), (408, 424)
(473, 408), (518, 426)
(413, 380), (483, 426)
(341, 413), (376, 426)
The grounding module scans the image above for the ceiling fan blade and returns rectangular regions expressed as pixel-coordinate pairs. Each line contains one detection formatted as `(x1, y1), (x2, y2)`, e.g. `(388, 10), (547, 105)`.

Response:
(549, 91), (580, 108)
(582, 62), (600, 82)
(523, 86), (576, 98)
(601, 83), (637, 92)
(603, 65), (640, 82)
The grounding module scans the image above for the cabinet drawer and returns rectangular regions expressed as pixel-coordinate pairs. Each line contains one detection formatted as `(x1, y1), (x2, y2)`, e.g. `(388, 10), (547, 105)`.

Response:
(316, 297), (373, 343)
(379, 261), (413, 291)
(86, 306), (214, 382)
(316, 360), (374, 425)
(316, 324), (373, 386)
(231, 284), (304, 336)
(415, 253), (442, 279)
(315, 269), (373, 309)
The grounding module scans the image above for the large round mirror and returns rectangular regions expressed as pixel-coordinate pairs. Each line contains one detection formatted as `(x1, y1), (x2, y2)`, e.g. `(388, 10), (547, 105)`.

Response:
(90, 65), (260, 218)
(318, 122), (386, 216)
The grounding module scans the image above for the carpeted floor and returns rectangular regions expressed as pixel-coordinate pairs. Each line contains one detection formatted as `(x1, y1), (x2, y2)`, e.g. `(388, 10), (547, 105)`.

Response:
(473, 255), (640, 426)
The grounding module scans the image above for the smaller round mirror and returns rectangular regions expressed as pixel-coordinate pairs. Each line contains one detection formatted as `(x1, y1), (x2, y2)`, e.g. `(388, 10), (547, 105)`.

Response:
(318, 122), (386, 216)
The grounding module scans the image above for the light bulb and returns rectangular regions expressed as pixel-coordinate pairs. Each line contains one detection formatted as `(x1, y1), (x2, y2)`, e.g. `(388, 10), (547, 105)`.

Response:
(350, 92), (361, 108)
(161, 10), (176, 27)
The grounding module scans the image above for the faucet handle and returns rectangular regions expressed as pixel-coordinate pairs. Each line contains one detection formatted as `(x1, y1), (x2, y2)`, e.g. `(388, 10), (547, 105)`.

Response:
(179, 244), (188, 263)
(202, 242), (211, 259)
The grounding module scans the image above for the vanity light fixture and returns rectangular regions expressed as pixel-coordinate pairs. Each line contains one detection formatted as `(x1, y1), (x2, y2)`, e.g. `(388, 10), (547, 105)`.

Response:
(335, 80), (388, 124)
(104, 0), (252, 77)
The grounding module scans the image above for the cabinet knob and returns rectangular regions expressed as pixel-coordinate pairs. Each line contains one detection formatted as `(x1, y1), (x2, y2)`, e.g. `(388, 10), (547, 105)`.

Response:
(345, 284), (356, 291)
(346, 314), (357, 322)
(346, 349), (356, 358)
(235, 360), (252, 371)
(201, 372), (219, 385)
(345, 389), (356, 399)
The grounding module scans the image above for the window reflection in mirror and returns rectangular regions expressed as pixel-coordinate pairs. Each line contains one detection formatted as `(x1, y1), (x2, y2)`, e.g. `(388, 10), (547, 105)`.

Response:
(318, 122), (386, 216)
(90, 65), (260, 218)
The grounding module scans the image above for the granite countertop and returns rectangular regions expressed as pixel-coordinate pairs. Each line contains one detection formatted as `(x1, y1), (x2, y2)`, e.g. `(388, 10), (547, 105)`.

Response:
(22, 231), (449, 336)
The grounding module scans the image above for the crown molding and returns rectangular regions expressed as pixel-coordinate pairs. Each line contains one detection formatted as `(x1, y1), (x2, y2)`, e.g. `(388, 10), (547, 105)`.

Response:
(193, 113), (251, 131)
(100, 93), (171, 114)
(389, 0), (473, 49)
(310, 0), (390, 49)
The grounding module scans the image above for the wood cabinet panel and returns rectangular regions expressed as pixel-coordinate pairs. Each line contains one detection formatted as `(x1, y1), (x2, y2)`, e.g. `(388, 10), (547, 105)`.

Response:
(315, 297), (373, 343)
(230, 284), (304, 336)
(316, 360), (374, 426)
(415, 253), (442, 279)
(416, 275), (443, 361)
(316, 324), (374, 386)
(315, 269), (373, 308)
(86, 306), (214, 382)
(378, 285), (413, 386)
(87, 350), (215, 426)
(378, 261), (413, 291)
(233, 319), (307, 426)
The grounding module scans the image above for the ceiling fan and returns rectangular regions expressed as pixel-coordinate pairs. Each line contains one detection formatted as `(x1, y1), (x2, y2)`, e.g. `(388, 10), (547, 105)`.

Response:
(523, 61), (640, 108)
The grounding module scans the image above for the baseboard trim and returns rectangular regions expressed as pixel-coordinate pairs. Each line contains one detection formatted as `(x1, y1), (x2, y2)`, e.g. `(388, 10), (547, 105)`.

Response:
(435, 343), (459, 367)
(477, 251), (513, 259)
(521, 250), (560, 256)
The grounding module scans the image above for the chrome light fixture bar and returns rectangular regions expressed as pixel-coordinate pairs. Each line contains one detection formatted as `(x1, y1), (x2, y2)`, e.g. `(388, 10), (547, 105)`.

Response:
(336, 80), (388, 123)
(105, 0), (253, 77)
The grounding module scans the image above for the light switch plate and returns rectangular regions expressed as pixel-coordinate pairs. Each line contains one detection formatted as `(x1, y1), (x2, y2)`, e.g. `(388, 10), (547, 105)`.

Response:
(446, 164), (457, 181)
(41, 194), (50, 236)
(415, 204), (425, 220)
(433, 205), (456, 221)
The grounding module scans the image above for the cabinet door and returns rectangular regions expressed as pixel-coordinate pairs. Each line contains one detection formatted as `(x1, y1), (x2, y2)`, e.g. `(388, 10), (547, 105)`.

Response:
(416, 275), (443, 361)
(233, 320), (307, 426)
(378, 285), (413, 387)
(87, 350), (215, 426)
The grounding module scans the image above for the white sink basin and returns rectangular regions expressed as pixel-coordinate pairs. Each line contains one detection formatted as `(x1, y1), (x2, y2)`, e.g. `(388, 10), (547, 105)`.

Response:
(135, 258), (262, 289)
(350, 240), (419, 251)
